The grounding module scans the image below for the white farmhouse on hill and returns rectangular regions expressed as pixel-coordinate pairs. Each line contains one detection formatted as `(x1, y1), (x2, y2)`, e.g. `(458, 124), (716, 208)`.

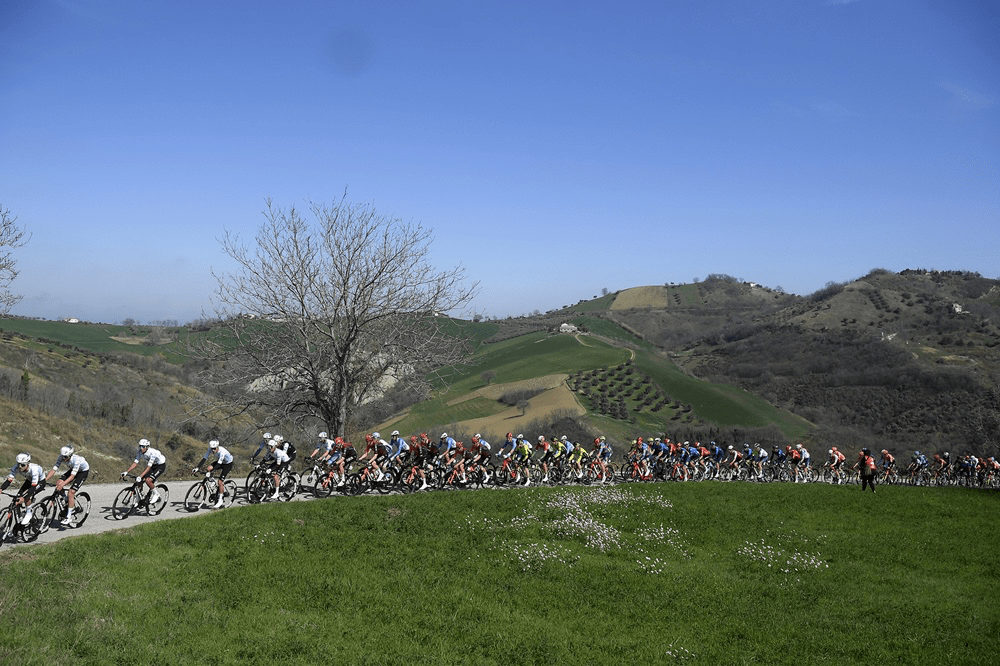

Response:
(559, 323), (578, 334)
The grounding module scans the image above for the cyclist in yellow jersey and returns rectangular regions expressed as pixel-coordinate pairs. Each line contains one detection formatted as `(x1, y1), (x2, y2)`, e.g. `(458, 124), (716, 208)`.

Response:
(568, 441), (588, 480)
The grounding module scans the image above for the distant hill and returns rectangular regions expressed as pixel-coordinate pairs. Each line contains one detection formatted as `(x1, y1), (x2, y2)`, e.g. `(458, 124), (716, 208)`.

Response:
(542, 269), (1000, 456)
(2, 268), (996, 461)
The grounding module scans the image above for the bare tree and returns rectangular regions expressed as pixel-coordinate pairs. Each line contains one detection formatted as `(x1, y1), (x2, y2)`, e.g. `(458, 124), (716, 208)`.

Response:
(194, 196), (478, 437)
(0, 205), (30, 314)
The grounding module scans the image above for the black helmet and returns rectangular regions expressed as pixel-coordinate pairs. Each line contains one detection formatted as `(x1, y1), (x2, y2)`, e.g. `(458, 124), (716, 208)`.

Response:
(861, 447), (871, 455)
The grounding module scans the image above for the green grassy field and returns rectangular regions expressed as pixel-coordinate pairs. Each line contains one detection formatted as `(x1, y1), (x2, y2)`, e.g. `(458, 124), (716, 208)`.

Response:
(0, 317), (190, 363)
(1, 482), (995, 665)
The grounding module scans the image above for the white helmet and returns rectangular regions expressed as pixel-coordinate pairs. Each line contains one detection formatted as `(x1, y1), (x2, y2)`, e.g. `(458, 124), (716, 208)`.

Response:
(209, 440), (220, 450)
(828, 449), (833, 455)
(274, 435), (284, 443)
(371, 432), (380, 439)
(60, 445), (74, 458)
(538, 436), (545, 442)
(263, 432), (272, 440)
(268, 439), (279, 448)
(139, 438), (150, 448)
(391, 430), (399, 437)
(440, 433), (448, 439)
(15, 453), (30, 465)
(318, 431), (328, 439)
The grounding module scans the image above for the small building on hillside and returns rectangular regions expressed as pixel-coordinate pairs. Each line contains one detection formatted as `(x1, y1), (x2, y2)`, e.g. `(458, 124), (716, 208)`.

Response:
(559, 323), (578, 334)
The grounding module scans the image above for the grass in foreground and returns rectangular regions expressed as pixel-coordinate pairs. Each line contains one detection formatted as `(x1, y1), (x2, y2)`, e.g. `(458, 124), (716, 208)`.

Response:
(0, 483), (996, 665)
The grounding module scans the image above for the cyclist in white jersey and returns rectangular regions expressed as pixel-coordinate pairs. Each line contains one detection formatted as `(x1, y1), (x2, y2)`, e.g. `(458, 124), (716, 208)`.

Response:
(194, 440), (235, 509)
(45, 445), (90, 525)
(122, 438), (167, 505)
(2, 453), (47, 526)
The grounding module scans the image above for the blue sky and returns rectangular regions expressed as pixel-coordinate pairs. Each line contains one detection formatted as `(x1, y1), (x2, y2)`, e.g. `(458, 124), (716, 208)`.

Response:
(1, 0), (996, 324)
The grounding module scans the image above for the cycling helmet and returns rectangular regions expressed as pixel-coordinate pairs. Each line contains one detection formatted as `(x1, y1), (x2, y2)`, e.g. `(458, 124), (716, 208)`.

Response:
(832, 447), (838, 452)
(440, 432), (448, 439)
(728, 445), (733, 451)
(15, 453), (30, 465)
(538, 436), (545, 442)
(268, 439), (278, 448)
(472, 434), (480, 442)
(209, 440), (220, 450)
(516, 434), (523, 439)
(139, 438), (150, 448)
(506, 432), (514, 439)
(594, 438), (601, 445)
(274, 435), (284, 443)
(318, 431), (328, 439)
(263, 432), (272, 440)
(60, 445), (74, 458)
(828, 449), (833, 455)
(391, 430), (399, 437)
(881, 449), (888, 455)
(862, 448), (871, 455)
(914, 450), (921, 455)
(410, 435), (418, 443)
(600, 435), (606, 441)
(561, 435), (568, 441)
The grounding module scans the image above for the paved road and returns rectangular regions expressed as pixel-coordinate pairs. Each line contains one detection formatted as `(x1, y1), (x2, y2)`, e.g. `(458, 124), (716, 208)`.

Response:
(1, 477), (311, 550)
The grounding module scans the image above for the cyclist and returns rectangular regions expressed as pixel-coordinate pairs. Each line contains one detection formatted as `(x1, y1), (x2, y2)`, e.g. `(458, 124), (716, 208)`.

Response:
(568, 440), (588, 479)
(262, 439), (291, 499)
(600, 436), (614, 479)
(273, 435), (297, 466)
(307, 432), (332, 462)
(879, 449), (895, 471)
(438, 433), (457, 467)
(2, 453), (46, 528)
(469, 434), (491, 483)
(250, 432), (274, 464)
(796, 444), (811, 480)
(45, 445), (90, 525)
(388, 431), (410, 468)
(193, 439), (234, 509)
(535, 436), (554, 482)
(726, 445), (742, 473)
(513, 436), (533, 486)
(327, 437), (356, 489)
(787, 445), (803, 482)
(122, 438), (166, 506)
(313, 437), (336, 465)
(404, 435), (429, 490)
(754, 443), (769, 480)
(709, 442), (725, 476)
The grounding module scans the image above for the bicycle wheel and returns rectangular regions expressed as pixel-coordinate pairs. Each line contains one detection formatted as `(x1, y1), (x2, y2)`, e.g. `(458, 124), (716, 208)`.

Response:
(112, 487), (137, 520)
(37, 496), (57, 533)
(19, 504), (45, 542)
(184, 482), (208, 512)
(300, 466), (320, 490)
(346, 473), (364, 496)
(0, 508), (14, 546)
(70, 492), (91, 527)
(280, 473), (300, 501)
(247, 477), (270, 504)
(313, 472), (336, 497)
(223, 480), (238, 506)
(148, 485), (169, 515)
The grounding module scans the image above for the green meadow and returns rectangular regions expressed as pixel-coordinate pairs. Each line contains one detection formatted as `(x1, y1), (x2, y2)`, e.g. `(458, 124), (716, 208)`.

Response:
(1, 483), (995, 665)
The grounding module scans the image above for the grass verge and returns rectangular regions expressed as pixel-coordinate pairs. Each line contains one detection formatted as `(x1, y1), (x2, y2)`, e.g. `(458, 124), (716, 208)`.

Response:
(0, 483), (996, 664)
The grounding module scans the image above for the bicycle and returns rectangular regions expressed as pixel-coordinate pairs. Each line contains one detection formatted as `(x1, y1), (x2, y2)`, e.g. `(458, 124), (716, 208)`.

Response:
(247, 464), (299, 503)
(184, 471), (237, 512)
(0, 491), (47, 545)
(112, 475), (169, 520)
(38, 486), (92, 531)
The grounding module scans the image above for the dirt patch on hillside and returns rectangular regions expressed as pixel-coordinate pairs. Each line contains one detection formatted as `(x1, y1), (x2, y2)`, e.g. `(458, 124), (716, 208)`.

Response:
(455, 383), (585, 436)
(447, 374), (569, 406)
(611, 286), (668, 310)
